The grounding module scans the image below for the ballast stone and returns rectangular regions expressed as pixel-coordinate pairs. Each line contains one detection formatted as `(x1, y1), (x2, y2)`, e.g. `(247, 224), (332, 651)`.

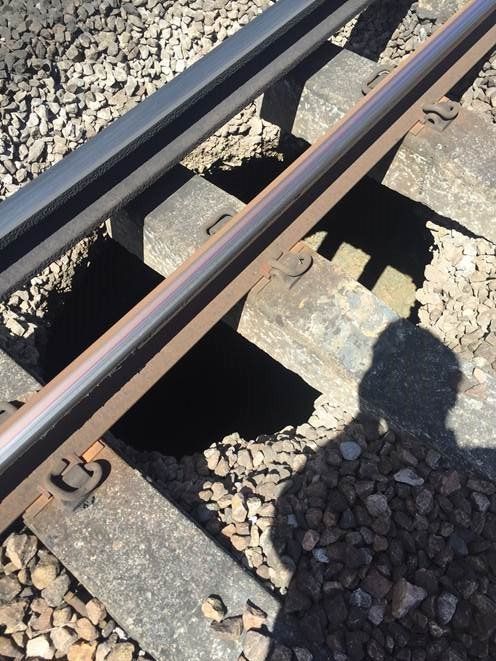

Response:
(394, 468), (425, 487)
(338, 441), (362, 461)
(261, 43), (496, 243)
(437, 592), (459, 625)
(391, 579), (427, 619)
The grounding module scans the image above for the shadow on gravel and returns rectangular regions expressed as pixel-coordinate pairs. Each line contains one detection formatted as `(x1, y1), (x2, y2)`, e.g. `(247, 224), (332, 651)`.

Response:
(202, 135), (306, 204)
(115, 304), (496, 660)
(344, 0), (414, 61)
(267, 319), (496, 660)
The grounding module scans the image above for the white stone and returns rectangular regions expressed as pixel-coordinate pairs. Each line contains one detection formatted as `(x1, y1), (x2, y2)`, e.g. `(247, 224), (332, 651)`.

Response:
(26, 634), (54, 659)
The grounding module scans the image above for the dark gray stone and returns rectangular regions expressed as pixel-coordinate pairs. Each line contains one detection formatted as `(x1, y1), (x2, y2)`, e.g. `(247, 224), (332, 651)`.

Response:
(339, 441), (362, 461)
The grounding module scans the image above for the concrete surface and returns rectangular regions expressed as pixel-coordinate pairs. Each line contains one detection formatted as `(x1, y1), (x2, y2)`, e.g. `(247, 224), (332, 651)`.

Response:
(0, 348), (39, 402)
(25, 446), (299, 661)
(261, 43), (496, 243)
(111, 171), (496, 479)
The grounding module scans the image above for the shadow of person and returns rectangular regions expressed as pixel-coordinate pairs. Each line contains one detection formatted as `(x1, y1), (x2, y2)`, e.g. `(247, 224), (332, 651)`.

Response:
(268, 319), (481, 661)
(358, 319), (460, 452)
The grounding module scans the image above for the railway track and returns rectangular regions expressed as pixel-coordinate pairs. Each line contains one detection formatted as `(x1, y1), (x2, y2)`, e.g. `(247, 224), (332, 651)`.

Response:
(0, 0), (495, 659)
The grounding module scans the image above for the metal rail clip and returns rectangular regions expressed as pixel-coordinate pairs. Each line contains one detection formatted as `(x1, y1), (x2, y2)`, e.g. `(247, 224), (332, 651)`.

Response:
(423, 100), (460, 131)
(44, 453), (104, 511)
(362, 64), (394, 95)
(267, 250), (313, 290)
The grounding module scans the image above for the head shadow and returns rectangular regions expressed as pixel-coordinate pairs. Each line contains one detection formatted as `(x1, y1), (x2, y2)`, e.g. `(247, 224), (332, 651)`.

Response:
(269, 319), (470, 659)
(358, 319), (461, 449)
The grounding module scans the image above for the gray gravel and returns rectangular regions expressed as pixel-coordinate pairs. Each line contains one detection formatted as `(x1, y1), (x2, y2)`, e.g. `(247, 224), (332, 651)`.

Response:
(460, 51), (496, 123)
(119, 391), (496, 661)
(0, 531), (150, 660)
(0, 0), (271, 200)
(417, 222), (496, 374)
(332, 0), (435, 63)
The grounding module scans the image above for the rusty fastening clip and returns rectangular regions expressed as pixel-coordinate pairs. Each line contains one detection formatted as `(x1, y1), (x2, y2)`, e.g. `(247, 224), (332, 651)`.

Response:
(422, 100), (460, 131)
(44, 453), (104, 511)
(267, 251), (313, 289)
(362, 64), (394, 95)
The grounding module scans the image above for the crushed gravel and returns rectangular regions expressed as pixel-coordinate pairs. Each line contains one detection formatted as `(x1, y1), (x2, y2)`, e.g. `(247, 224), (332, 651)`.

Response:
(0, 531), (150, 660)
(117, 392), (496, 661)
(0, 0), (271, 200)
(417, 222), (496, 375)
(332, 0), (435, 63)
(460, 51), (496, 123)
(1, 0), (494, 379)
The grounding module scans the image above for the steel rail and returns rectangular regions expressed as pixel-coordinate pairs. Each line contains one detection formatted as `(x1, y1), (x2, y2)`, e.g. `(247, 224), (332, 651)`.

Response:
(0, 0), (378, 300)
(0, 0), (494, 528)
